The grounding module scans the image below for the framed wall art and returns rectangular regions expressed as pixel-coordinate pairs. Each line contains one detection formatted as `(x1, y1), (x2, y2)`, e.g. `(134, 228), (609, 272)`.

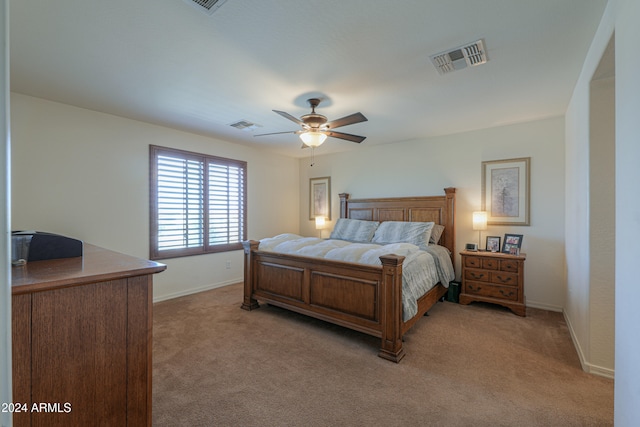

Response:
(481, 157), (530, 226)
(309, 176), (331, 220)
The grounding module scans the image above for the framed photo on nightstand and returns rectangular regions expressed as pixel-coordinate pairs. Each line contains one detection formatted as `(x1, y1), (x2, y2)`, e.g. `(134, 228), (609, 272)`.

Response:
(486, 236), (501, 253)
(502, 234), (523, 254)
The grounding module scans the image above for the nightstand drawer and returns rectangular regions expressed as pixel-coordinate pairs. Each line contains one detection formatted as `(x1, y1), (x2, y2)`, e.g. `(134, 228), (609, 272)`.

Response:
(482, 258), (499, 270)
(464, 256), (482, 268)
(465, 281), (519, 301)
(490, 271), (519, 286)
(464, 269), (490, 282)
(500, 260), (519, 272)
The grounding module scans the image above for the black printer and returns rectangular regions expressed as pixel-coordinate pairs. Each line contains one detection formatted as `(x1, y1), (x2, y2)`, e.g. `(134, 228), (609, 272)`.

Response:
(11, 231), (83, 264)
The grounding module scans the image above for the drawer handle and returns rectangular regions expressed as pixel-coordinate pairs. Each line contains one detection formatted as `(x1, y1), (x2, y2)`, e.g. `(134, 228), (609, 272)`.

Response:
(470, 273), (486, 280)
(499, 289), (514, 297)
(496, 275), (513, 283)
(468, 284), (481, 292)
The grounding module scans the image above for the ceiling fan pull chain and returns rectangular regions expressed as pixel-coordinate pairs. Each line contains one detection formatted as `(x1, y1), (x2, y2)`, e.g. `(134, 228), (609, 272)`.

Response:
(310, 146), (315, 166)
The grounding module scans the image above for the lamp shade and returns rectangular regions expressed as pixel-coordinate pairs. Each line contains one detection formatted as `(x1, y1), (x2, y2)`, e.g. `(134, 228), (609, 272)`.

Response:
(472, 211), (488, 231)
(315, 216), (326, 229)
(300, 131), (327, 147)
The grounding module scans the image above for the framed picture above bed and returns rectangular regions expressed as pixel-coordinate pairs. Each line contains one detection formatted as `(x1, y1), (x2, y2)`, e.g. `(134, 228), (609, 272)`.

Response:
(481, 157), (530, 226)
(309, 176), (331, 220)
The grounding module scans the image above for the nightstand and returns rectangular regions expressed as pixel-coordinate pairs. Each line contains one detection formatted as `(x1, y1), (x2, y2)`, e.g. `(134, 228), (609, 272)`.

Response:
(459, 250), (526, 316)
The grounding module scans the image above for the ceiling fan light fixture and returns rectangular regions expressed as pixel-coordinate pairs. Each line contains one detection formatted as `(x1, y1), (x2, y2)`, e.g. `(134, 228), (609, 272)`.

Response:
(300, 131), (327, 147)
(255, 98), (367, 146)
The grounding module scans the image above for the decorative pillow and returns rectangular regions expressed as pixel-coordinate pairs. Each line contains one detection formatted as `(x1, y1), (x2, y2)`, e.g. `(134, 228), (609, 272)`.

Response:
(329, 218), (380, 242)
(371, 221), (435, 250)
(430, 224), (445, 245)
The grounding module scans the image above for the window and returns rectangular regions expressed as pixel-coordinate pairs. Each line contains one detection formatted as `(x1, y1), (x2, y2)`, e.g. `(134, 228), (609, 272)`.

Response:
(149, 145), (247, 260)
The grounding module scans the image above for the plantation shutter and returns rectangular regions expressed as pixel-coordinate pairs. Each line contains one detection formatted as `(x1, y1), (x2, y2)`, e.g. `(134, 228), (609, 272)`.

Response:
(208, 161), (245, 247)
(150, 145), (247, 260)
(156, 153), (204, 254)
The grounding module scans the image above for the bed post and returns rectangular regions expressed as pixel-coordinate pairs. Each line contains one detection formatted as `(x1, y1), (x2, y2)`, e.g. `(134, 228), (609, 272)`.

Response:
(443, 187), (456, 265)
(241, 240), (260, 311)
(378, 254), (406, 363)
(339, 193), (350, 219)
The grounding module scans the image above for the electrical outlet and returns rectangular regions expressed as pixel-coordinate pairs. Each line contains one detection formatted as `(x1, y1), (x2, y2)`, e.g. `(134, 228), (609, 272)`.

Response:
(225, 261), (231, 269)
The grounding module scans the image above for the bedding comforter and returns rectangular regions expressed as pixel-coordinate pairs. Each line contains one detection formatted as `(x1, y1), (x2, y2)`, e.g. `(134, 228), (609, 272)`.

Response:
(259, 234), (455, 321)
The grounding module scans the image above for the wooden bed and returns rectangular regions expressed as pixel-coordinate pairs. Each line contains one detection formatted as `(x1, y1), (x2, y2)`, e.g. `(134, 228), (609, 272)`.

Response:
(241, 188), (456, 362)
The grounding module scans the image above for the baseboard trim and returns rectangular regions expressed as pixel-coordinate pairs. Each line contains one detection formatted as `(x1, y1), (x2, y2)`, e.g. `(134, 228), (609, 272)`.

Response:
(563, 309), (588, 371)
(563, 309), (615, 379)
(153, 278), (242, 303)
(586, 363), (615, 379)
(526, 300), (563, 312)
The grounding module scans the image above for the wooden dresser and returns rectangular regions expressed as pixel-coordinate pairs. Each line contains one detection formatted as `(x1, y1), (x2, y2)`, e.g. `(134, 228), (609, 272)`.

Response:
(459, 250), (526, 316)
(11, 244), (166, 427)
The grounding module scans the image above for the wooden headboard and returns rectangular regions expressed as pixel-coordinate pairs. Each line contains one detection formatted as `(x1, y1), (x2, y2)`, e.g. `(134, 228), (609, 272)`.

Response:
(339, 188), (456, 263)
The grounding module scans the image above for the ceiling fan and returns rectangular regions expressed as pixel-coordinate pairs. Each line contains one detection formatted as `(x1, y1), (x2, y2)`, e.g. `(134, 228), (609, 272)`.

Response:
(255, 98), (368, 148)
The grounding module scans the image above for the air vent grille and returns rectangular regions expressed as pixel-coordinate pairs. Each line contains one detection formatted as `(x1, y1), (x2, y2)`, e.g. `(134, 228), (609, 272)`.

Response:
(230, 120), (261, 132)
(430, 40), (487, 75)
(182, 0), (228, 15)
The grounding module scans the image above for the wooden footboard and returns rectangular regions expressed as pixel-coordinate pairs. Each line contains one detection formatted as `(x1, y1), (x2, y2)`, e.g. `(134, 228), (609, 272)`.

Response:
(242, 240), (408, 361)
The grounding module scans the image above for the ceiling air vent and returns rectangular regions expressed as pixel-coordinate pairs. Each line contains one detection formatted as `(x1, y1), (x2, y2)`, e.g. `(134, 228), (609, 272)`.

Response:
(229, 120), (261, 132)
(182, 0), (229, 15)
(430, 39), (487, 75)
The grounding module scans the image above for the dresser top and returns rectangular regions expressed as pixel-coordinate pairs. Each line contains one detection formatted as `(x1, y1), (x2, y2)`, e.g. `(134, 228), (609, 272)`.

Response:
(12, 243), (166, 294)
(460, 250), (526, 260)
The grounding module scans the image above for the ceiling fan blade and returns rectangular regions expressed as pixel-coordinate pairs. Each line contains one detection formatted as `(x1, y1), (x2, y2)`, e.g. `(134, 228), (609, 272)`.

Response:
(254, 130), (297, 137)
(273, 110), (305, 126)
(325, 112), (368, 129)
(325, 131), (367, 143)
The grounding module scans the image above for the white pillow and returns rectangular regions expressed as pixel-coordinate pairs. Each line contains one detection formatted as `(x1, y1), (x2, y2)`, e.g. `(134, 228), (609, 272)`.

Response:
(430, 224), (445, 244)
(371, 221), (434, 250)
(330, 218), (380, 242)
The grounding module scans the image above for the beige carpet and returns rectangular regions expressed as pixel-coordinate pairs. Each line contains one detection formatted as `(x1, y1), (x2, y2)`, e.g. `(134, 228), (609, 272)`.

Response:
(152, 283), (613, 426)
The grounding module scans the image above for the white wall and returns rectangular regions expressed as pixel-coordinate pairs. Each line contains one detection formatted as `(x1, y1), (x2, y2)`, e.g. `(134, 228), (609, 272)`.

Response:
(613, 0), (640, 424)
(299, 117), (566, 311)
(1, 1), (12, 424)
(589, 75), (615, 373)
(10, 93), (300, 301)
(566, 0), (640, 421)
(564, 3), (615, 377)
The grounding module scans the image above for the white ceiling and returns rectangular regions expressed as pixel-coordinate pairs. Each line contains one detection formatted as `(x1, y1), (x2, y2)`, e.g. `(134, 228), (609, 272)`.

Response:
(10, 0), (607, 158)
